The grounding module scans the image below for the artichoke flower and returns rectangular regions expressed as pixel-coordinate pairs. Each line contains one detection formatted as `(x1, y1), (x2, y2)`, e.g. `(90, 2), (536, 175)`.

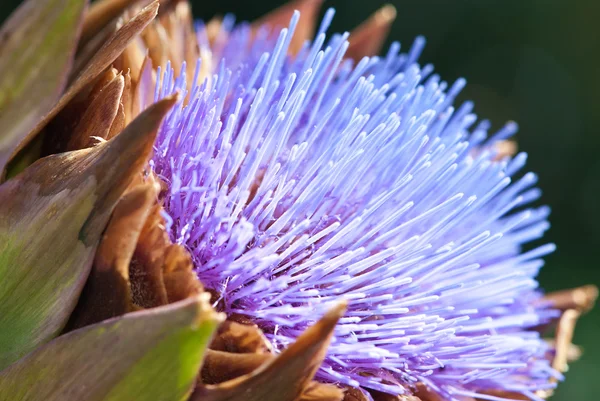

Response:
(0, 0), (596, 400)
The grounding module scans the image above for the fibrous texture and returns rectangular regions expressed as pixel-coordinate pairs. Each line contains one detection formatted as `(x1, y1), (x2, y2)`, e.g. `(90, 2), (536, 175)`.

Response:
(151, 10), (559, 400)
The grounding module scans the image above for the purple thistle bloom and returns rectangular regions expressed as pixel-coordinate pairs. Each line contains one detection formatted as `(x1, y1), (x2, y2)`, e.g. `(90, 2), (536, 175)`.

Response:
(151, 10), (560, 400)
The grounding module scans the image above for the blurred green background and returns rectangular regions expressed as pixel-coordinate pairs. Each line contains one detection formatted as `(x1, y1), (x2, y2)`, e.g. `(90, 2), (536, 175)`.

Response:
(1, 0), (598, 399)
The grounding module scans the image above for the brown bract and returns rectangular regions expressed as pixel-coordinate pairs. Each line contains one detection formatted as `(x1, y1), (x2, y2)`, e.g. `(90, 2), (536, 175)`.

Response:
(66, 175), (205, 331)
(543, 285), (598, 314)
(65, 183), (159, 330)
(346, 5), (397, 61)
(7, 1), (160, 172)
(299, 382), (345, 401)
(66, 71), (125, 150)
(191, 302), (347, 401)
(342, 388), (374, 401)
(549, 310), (581, 388)
(203, 318), (346, 401)
(201, 350), (275, 384)
(81, 0), (139, 43)
(210, 320), (274, 354)
(131, 203), (205, 307)
(253, 0), (324, 55)
(80, 0), (181, 46)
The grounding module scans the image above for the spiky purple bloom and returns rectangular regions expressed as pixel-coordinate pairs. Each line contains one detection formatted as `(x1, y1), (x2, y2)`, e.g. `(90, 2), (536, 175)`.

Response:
(151, 10), (560, 401)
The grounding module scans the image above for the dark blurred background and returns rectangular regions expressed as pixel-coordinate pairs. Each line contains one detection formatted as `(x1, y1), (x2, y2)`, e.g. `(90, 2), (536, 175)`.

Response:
(1, 0), (598, 399)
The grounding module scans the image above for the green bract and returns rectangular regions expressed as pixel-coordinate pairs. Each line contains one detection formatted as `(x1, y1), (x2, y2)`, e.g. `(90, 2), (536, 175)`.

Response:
(0, 96), (177, 369)
(0, 295), (222, 401)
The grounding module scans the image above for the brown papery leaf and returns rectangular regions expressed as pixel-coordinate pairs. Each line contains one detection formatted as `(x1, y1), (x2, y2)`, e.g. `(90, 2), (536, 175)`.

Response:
(81, 0), (136, 44)
(299, 382), (344, 401)
(210, 321), (273, 354)
(71, 14), (121, 82)
(545, 339), (582, 363)
(162, 243), (206, 303)
(143, 21), (171, 70)
(66, 73), (124, 150)
(130, 205), (171, 307)
(253, 0), (324, 54)
(81, 0), (179, 45)
(130, 203), (203, 308)
(108, 93), (128, 139)
(158, 1), (199, 80)
(106, 71), (132, 139)
(191, 302), (347, 401)
(7, 1), (160, 172)
(342, 388), (373, 401)
(122, 72), (134, 124)
(543, 285), (598, 314)
(414, 384), (445, 401)
(43, 68), (119, 155)
(346, 5), (397, 61)
(114, 28), (147, 85)
(201, 350), (274, 384)
(66, 183), (159, 331)
(552, 310), (581, 375)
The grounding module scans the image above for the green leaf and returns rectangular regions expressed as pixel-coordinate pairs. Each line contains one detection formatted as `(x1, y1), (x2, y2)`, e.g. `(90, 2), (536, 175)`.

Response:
(0, 0), (88, 173)
(0, 95), (179, 370)
(0, 295), (223, 401)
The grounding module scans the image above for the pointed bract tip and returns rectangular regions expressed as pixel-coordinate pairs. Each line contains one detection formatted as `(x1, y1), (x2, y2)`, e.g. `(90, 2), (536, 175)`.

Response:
(256, 0), (324, 28)
(582, 284), (599, 309)
(103, 92), (177, 154)
(291, 0), (325, 14)
(157, 292), (224, 329)
(145, 0), (160, 16)
(544, 284), (599, 314)
(81, 93), (178, 240)
(376, 4), (397, 23)
(253, 0), (324, 54)
(314, 301), (348, 335)
(191, 292), (226, 328)
(328, 300), (349, 319)
(347, 4), (397, 61)
(575, 284), (598, 313)
(291, 0), (324, 23)
(300, 0), (325, 9)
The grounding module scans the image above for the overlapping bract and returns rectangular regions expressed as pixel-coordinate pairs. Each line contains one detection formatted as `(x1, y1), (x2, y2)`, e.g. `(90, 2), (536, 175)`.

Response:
(152, 10), (560, 400)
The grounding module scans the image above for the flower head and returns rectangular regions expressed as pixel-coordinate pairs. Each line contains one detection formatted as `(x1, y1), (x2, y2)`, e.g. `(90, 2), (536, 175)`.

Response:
(152, 9), (560, 400)
(0, 0), (597, 399)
